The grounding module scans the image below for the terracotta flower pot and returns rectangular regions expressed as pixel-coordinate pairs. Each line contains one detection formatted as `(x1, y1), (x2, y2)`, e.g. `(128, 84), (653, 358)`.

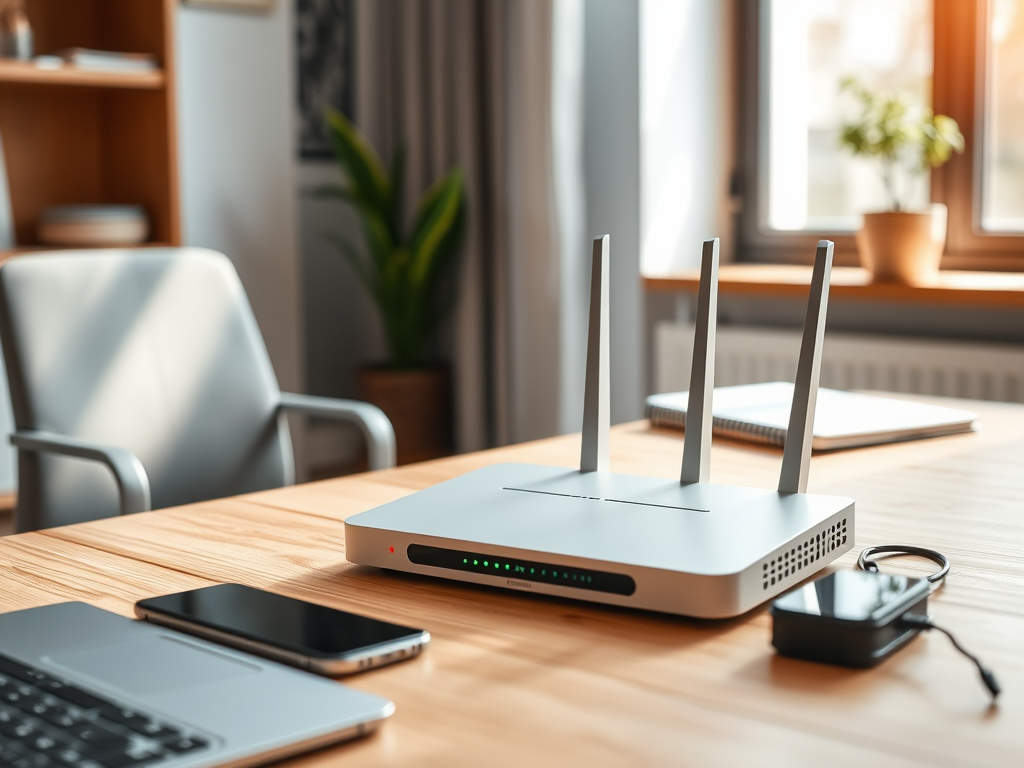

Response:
(358, 365), (453, 465)
(855, 203), (947, 284)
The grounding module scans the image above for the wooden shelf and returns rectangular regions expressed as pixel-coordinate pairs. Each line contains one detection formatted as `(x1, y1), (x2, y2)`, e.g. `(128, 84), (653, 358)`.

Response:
(0, 60), (164, 89)
(644, 264), (1024, 309)
(0, 242), (174, 261)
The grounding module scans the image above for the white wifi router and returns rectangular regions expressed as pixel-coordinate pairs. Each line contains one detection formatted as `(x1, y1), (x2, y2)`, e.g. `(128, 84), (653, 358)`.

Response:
(345, 236), (854, 618)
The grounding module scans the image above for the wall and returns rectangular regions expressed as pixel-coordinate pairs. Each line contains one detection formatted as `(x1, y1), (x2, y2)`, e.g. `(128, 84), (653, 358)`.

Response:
(638, 0), (739, 405)
(298, 160), (383, 471)
(553, 0), (588, 436)
(176, 3), (303, 395)
(176, 2), (306, 471)
(640, 0), (736, 276)
(584, 0), (644, 424)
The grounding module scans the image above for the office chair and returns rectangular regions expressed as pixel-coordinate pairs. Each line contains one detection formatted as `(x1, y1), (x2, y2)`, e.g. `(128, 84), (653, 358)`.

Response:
(0, 248), (396, 532)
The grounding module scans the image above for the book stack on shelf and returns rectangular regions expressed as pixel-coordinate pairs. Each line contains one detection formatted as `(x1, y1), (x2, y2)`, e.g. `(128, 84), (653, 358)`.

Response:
(57, 47), (157, 73)
(38, 205), (149, 247)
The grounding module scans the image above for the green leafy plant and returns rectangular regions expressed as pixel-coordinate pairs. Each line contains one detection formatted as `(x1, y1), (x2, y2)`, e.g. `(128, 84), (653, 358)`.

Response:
(318, 108), (466, 368)
(838, 77), (964, 212)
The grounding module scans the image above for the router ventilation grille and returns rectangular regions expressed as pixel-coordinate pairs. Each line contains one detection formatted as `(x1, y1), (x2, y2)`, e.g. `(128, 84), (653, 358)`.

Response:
(762, 519), (848, 591)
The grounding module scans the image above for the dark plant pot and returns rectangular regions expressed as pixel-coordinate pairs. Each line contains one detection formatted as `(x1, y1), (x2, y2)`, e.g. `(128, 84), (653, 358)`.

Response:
(358, 365), (453, 466)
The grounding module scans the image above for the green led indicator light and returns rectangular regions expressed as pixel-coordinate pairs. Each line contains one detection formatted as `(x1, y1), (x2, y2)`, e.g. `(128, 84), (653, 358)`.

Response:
(430, 552), (604, 587)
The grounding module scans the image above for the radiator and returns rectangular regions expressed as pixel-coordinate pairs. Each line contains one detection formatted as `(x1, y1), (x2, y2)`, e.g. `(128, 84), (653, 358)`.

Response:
(655, 322), (1024, 404)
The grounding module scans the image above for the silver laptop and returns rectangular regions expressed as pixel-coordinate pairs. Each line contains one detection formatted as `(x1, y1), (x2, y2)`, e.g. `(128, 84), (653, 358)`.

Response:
(0, 602), (394, 768)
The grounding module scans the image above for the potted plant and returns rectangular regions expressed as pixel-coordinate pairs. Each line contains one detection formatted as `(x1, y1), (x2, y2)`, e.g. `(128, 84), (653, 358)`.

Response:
(319, 108), (466, 465)
(839, 78), (964, 283)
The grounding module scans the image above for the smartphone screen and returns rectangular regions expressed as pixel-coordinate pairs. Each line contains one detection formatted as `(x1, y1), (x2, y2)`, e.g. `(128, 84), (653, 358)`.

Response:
(136, 584), (426, 670)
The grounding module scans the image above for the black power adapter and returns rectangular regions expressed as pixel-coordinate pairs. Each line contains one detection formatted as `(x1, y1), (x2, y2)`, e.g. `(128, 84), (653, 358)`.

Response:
(770, 547), (1000, 699)
(771, 570), (929, 667)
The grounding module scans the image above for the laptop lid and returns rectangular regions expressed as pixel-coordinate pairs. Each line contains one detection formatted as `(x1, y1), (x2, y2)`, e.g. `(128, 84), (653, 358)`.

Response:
(0, 602), (393, 767)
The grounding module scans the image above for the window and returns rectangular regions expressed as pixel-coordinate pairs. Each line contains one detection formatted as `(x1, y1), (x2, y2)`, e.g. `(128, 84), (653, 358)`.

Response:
(982, 0), (1024, 230)
(738, 0), (1024, 269)
(764, 0), (933, 232)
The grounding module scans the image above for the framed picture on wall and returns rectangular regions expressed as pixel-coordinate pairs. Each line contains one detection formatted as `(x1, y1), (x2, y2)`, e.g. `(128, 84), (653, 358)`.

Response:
(182, 0), (276, 11)
(297, 0), (354, 159)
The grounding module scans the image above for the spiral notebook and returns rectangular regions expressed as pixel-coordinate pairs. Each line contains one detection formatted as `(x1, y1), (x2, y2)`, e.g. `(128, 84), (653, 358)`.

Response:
(646, 382), (978, 451)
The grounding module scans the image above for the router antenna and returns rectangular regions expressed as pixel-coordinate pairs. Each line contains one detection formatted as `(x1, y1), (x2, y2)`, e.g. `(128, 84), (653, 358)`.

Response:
(778, 240), (834, 494)
(680, 239), (719, 484)
(580, 235), (611, 472)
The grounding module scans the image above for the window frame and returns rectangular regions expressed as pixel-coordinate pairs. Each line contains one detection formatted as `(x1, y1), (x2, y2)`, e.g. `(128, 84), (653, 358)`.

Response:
(736, 0), (1024, 271)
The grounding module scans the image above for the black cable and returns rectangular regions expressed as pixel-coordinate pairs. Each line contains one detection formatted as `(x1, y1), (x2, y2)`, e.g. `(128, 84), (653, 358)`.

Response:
(857, 545), (949, 587)
(856, 546), (998, 700)
(901, 615), (1001, 699)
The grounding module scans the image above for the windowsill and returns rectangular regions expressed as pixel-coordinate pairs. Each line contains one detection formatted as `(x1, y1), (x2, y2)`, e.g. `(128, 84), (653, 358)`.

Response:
(643, 264), (1024, 308)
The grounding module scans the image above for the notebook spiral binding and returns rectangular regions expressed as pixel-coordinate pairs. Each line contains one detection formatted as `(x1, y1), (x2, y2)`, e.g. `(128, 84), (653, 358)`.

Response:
(645, 405), (787, 448)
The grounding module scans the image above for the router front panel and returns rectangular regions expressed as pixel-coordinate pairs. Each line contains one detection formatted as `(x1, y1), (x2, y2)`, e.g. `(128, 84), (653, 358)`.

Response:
(345, 462), (855, 618)
(347, 526), (749, 617)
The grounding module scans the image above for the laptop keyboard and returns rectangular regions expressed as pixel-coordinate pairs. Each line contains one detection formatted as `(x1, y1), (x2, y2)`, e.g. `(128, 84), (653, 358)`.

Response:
(0, 653), (210, 768)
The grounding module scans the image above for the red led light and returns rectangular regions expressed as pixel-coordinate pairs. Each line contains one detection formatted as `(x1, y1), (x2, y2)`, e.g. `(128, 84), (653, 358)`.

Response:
(389, 546), (394, 553)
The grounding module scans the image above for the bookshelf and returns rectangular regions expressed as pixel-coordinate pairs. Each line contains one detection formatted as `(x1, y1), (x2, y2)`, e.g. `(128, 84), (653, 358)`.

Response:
(0, 0), (179, 253)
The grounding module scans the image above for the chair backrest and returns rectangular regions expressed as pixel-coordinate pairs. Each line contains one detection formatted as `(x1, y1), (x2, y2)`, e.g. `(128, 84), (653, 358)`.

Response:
(0, 248), (293, 530)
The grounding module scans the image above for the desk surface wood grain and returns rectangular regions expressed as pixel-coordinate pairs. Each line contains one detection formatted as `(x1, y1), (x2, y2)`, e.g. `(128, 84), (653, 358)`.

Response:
(2, 397), (1022, 767)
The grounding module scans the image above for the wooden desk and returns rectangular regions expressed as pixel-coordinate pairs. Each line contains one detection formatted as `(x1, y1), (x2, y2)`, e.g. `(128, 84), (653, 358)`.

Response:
(2, 398), (1023, 766)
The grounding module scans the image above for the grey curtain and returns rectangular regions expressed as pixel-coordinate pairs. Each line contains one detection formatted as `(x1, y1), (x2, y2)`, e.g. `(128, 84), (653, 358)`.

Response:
(354, 0), (573, 452)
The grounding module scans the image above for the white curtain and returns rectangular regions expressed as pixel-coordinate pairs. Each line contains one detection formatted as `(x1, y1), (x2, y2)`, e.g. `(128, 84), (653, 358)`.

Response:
(354, 0), (586, 451)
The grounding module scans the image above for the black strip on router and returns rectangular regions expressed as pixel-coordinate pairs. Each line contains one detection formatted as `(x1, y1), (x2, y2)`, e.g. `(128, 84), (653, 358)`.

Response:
(407, 544), (636, 596)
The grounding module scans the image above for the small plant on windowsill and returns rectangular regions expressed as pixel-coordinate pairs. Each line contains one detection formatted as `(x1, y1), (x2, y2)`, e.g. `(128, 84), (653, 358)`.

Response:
(317, 108), (466, 465)
(838, 77), (964, 284)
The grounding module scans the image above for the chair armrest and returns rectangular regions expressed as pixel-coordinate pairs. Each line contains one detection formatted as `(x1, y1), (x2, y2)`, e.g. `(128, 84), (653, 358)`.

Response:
(279, 392), (397, 471)
(10, 430), (152, 515)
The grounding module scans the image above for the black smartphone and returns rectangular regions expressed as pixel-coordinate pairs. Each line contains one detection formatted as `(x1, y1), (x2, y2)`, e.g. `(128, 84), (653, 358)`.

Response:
(135, 584), (429, 676)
